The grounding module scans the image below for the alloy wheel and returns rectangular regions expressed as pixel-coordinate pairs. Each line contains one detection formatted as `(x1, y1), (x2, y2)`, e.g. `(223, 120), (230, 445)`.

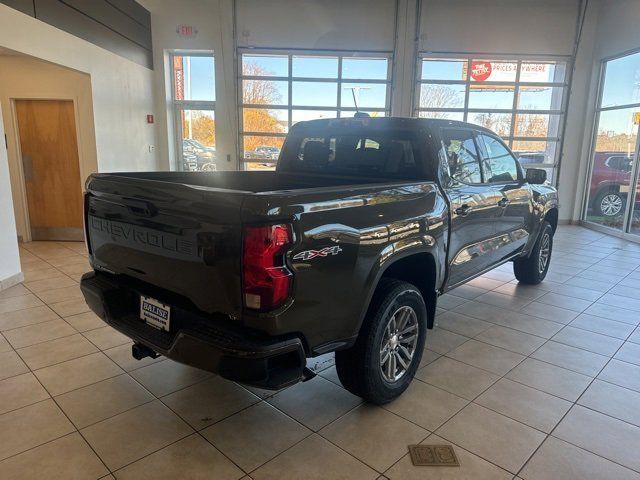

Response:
(600, 194), (623, 216)
(538, 232), (551, 274)
(379, 306), (419, 383)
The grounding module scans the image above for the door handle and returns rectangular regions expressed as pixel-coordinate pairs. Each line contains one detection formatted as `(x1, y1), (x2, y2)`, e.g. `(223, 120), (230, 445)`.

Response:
(497, 198), (510, 208)
(455, 204), (472, 216)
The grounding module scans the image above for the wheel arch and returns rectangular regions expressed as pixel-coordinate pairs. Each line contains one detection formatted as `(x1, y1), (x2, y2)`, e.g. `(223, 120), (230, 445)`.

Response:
(363, 251), (438, 331)
(591, 182), (622, 206)
(544, 207), (558, 234)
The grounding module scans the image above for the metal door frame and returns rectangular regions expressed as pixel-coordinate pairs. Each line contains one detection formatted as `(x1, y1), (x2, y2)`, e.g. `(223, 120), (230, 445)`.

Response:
(581, 47), (640, 241)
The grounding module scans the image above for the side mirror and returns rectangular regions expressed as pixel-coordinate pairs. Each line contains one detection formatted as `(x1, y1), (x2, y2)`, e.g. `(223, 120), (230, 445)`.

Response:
(526, 168), (547, 185)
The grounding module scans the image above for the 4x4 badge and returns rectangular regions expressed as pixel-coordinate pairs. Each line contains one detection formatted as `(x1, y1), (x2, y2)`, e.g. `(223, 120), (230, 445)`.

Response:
(293, 246), (342, 261)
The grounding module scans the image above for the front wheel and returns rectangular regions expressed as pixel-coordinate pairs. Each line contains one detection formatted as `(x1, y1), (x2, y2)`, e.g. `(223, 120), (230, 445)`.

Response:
(513, 221), (553, 284)
(335, 279), (427, 404)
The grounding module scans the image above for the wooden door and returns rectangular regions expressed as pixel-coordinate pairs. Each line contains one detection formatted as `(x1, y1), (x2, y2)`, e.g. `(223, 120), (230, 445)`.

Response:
(15, 100), (83, 241)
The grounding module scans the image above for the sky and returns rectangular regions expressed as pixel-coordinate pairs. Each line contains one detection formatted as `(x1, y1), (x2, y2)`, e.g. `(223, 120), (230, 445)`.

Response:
(240, 55), (389, 109)
(598, 52), (640, 135)
(181, 56), (215, 101)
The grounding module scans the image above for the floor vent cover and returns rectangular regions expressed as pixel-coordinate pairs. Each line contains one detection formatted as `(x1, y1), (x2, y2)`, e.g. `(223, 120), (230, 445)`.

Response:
(408, 444), (459, 467)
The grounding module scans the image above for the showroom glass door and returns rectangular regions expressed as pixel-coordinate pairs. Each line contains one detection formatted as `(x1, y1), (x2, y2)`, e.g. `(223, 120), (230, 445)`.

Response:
(584, 50), (640, 237)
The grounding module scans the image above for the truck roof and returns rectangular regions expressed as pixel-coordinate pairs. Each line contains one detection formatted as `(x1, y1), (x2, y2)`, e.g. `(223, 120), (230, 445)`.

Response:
(290, 116), (498, 136)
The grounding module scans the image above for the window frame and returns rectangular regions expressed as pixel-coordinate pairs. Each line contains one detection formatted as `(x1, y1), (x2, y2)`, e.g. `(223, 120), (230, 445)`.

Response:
(415, 53), (570, 184)
(238, 48), (393, 170)
(581, 47), (640, 235)
(169, 51), (216, 171)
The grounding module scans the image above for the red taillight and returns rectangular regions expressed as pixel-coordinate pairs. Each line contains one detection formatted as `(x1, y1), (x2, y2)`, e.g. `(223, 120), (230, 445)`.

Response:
(243, 224), (293, 311)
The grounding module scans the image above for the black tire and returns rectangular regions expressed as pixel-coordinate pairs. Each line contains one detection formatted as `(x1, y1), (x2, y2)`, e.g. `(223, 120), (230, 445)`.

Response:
(513, 221), (553, 285)
(335, 279), (427, 404)
(594, 188), (625, 217)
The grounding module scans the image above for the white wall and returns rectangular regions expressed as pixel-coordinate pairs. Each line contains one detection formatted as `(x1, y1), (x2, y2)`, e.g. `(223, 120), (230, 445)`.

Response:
(419, 0), (579, 55)
(0, 106), (22, 288)
(236, 0), (396, 51)
(557, 0), (599, 222)
(0, 55), (98, 241)
(593, 0), (640, 60)
(0, 4), (159, 173)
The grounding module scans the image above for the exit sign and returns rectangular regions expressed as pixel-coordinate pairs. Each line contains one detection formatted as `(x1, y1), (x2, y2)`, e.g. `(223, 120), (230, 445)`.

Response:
(177, 25), (198, 37)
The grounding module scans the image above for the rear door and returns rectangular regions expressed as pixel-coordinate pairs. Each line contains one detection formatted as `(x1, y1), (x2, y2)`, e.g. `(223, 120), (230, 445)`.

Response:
(476, 133), (532, 261)
(440, 128), (502, 287)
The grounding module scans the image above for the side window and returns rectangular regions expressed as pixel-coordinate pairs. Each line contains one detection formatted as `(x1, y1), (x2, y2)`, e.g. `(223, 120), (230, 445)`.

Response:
(478, 134), (519, 183)
(606, 155), (632, 173)
(441, 128), (482, 184)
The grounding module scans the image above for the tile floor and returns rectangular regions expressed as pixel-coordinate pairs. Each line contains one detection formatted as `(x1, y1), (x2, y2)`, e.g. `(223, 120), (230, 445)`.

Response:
(0, 226), (639, 479)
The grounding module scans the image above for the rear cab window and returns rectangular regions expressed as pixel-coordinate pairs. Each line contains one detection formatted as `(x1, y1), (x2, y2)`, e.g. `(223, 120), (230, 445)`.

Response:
(277, 122), (429, 180)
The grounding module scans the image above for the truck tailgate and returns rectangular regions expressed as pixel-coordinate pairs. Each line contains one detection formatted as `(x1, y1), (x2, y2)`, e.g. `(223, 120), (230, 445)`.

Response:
(85, 174), (246, 317)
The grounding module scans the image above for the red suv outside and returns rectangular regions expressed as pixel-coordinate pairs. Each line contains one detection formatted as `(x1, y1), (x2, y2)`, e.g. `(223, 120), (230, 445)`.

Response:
(589, 152), (639, 217)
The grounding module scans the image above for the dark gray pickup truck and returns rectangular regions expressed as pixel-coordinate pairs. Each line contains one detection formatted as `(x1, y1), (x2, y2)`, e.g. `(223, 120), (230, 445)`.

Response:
(80, 117), (558, 404)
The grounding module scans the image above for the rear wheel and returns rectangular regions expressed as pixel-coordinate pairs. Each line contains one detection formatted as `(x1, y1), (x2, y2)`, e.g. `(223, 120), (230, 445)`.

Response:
(335, 279), (427, 404)
(513, 221), (553, 284)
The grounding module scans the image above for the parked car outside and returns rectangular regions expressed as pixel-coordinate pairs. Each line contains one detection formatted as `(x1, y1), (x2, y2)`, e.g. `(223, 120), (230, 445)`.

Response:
(515, 152), (546, 166)
(182, 139), (217, 171)
(253, 145), (281, 160)
(589, 152), (638, 217)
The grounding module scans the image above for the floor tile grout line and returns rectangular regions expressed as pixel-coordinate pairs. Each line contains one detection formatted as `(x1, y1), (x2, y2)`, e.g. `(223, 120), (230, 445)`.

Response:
(9, 331), (86, 353)
(452, 292), (583, 324)
(437, 327), (614, 380)
(107, 429), (195, 475)
(0, 313), (65, 335)
(12, 326), (212, 477)
(547, 323), (626, 357)
(320, 424), (431, 475)
(0, 366), (113, 476)
(417, 342), (596, 405)
(513, 305), (640, 478)
(381, 426), (515, 478)
(0, 343), (171, 386)
(440, 311), (567, 339)
(105, 384), (316, 476)
(425, 298), (622, 477)
(0, 431), (107, 472)
(0, 386), (54, 418)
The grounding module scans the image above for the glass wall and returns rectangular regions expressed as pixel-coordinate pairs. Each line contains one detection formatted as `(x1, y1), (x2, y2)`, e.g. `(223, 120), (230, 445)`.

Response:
(415, 55), (568, 183)
(584, 51), (640, 234)
(239, 50), (392, 170)
(171, 53), (217, 171)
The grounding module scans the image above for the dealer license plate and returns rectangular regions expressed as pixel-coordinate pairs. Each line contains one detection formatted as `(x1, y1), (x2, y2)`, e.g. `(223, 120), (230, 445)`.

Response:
(140, 295), (171, 332)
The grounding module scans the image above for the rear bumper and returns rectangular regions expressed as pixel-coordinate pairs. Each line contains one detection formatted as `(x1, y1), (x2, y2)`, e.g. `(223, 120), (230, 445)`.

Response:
(80, 271), (306, 389)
